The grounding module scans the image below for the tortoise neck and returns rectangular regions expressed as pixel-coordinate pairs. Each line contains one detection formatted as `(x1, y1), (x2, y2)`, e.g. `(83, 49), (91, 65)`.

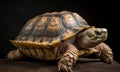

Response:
(73, 35), (81, 49)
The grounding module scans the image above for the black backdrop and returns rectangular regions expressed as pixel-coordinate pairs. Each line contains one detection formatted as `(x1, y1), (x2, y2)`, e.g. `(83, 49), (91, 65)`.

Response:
(1, 0), (119, 63)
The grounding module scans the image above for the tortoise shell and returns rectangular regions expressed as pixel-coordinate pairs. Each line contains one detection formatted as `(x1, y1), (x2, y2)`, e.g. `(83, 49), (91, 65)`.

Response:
(11, 11), (90, 60)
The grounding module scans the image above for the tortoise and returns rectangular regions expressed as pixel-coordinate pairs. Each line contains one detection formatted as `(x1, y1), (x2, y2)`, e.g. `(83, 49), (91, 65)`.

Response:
(7, 11), (113, 72)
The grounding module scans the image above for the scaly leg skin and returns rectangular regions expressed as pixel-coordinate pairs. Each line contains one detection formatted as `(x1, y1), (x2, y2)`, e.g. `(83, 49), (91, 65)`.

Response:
(7, 49), (25, 61)
(58, 44), (78, 72)
(94, 43), (113, 64)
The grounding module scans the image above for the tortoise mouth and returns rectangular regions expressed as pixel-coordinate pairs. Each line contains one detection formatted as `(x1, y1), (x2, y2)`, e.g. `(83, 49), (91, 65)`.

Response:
(86, 28), (108, 42)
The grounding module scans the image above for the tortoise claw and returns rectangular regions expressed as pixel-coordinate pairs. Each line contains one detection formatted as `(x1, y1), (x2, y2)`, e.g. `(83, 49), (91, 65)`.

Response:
(94, 43), (113, 64)
(7, 50), (15, 61)
(58, 52), (77, 72)
(7, 50), (25, 61)
(58, 64), (72, 72)
(100, 54), (113, 64)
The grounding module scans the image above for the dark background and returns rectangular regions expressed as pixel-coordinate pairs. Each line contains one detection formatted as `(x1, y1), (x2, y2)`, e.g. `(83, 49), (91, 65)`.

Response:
(1, 0), (119, 63)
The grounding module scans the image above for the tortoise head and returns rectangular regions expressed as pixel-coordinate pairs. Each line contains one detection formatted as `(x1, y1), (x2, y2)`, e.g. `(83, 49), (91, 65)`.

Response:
(76, 27), (108, 48)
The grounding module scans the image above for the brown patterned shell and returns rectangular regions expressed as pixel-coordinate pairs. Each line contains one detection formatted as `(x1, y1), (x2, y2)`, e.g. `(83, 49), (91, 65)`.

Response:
(10, 11), (90, 60)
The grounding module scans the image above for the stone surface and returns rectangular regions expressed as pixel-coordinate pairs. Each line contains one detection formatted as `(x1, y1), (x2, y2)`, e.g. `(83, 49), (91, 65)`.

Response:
(0, 58), (120, 72)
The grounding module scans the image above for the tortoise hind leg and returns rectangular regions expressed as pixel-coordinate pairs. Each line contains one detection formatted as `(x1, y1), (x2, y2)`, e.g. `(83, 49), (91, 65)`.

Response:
(7, 49), (25, 61)
(58, 44), (79, 72)
(94, 43), (113, 64)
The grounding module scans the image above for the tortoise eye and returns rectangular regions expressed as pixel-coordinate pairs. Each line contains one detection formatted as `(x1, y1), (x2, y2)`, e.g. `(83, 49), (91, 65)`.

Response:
(95, 30), (101, 36)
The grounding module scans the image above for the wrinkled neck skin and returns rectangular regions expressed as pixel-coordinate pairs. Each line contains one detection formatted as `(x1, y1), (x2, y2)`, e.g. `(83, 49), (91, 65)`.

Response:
(58, 34), (100, 51)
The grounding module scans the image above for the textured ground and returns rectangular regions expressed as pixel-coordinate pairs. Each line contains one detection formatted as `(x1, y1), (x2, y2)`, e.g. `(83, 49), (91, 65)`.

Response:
(0, 58), (120, 72)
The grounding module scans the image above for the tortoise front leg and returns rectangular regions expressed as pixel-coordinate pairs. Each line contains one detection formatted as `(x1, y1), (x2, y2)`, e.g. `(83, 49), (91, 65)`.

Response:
(58, 44), (78, 72)
(94, 43), (113, 64)
(7, 49), (25, 61)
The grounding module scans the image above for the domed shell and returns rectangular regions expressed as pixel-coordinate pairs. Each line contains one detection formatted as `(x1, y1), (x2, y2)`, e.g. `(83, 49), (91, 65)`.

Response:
(11, 11), (90, 49)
